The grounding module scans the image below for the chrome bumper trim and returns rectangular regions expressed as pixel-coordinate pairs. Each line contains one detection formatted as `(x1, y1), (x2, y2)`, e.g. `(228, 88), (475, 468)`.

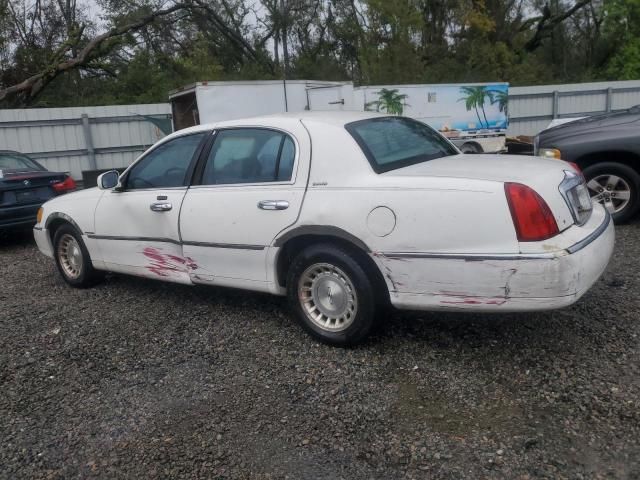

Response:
(565, 210), (611, 254)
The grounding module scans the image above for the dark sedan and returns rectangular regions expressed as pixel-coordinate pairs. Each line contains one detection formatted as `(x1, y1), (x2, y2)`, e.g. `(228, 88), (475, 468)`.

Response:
(0, 150), (76, 230)
(535, 105), (640, 223)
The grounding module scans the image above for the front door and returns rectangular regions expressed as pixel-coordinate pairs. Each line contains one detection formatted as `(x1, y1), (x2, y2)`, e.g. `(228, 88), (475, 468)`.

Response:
(179, 122), (310, 291)
(93, 131), (209, 283)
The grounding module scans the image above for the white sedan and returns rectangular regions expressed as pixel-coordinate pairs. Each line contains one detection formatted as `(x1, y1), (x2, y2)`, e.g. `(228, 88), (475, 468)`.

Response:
(33, 112), (614, 346)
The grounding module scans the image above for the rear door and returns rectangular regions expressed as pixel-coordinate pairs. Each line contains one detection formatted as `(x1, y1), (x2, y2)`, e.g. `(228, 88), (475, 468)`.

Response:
(179, 120), (310, 290)
(93, 131), (209, 282)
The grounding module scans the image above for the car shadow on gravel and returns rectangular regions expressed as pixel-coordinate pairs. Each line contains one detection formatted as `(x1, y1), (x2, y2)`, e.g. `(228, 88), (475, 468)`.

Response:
(102, 264), (613, 359)
(0, 228), (35, 248)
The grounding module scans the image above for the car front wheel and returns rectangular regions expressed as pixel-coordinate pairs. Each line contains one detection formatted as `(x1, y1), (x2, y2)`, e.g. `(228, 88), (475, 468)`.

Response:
(53, 224), (103, 288)
(287, 243), (376, 346)
(583, 162), (640, 224)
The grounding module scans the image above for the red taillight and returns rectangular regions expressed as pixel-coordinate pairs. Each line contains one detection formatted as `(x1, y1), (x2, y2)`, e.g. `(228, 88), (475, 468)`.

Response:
(504, 183), (559, 242)
(51, 175), (76, 193)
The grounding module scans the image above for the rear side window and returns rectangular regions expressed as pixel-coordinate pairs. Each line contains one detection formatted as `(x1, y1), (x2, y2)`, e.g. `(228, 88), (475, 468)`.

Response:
(345, 117), (458, 173)
(0, 152), (44, 172)
(201, 129), (295, 185)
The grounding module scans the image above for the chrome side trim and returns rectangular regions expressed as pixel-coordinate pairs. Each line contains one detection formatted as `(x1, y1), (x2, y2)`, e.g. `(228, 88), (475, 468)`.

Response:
(566, 210), (611, 254)
(88, 234), (181, 245)
(87, 234), (265, 250)
(379, 252), (558, 261)
(181, 241), (265, 251)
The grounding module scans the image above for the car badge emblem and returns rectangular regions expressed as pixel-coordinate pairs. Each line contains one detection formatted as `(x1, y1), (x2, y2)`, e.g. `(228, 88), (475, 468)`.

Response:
(23, 179), (31, 186)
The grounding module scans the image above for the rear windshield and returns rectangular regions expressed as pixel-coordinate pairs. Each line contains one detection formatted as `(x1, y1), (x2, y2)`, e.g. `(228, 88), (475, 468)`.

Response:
(345, 117), (458, 173)
(0, 152), (44, 172)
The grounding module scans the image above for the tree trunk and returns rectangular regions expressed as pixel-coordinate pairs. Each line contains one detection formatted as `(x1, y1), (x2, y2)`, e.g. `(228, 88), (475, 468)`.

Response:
(280, 0), (289, 77)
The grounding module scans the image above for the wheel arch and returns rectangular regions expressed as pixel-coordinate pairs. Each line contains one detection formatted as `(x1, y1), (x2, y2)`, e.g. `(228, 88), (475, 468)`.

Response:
(575, 150), (640, 173)
(45, 212), (83, 242)
(274, 227), (390, 305)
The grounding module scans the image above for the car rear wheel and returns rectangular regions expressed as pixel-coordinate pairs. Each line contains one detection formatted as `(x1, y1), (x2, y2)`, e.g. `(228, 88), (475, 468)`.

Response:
(583, 162), (640, 224)
(287, 243), (376, 346)
(53, 224), (103, 288)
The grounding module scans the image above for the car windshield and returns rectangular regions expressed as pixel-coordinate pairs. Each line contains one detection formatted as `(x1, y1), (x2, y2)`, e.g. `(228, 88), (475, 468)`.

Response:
(345, 117), (458, 173)
(0, 151), (44, 172)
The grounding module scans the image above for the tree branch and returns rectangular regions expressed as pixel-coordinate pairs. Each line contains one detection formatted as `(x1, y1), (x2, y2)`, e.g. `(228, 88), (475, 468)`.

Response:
(0, 2), (192, 102)
(523, 0), (592, 52)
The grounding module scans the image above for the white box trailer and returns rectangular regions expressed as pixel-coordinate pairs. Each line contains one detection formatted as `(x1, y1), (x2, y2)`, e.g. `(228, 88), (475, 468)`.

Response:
(169, 80), (355, 130)
(169, 80), (508, 152)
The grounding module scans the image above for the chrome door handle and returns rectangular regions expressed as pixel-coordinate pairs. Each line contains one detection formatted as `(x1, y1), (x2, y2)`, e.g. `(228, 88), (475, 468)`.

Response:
(258, 200), (289, 210)
(150, 201), (173, 212)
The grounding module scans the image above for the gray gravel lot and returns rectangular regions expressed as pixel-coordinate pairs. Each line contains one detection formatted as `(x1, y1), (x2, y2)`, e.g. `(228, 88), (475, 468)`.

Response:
(1, 223), (639, 480)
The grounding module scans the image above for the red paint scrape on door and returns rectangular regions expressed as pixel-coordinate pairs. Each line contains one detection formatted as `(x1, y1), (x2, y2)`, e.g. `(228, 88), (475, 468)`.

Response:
(143, 247), (198, 277)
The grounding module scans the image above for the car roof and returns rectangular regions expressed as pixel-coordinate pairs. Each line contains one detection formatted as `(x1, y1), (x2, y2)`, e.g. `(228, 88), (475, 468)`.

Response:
(166, 111), (388, 139)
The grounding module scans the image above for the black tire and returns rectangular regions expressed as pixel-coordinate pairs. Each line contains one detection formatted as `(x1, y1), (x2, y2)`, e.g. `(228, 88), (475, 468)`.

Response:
(583, 162), (640, 224)
(460, 142), (482, 154)
(286, 243), (376, 347)
(52, 224), (103, 288)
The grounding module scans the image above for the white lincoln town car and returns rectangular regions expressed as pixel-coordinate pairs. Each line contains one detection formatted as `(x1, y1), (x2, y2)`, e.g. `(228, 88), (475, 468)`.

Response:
(33, 111), (614, 345)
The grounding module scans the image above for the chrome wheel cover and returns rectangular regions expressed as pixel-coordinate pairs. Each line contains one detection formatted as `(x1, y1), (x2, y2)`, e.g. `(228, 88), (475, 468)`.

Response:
(587, 174), (632, 214)
(298, 263), (358, 332)
(57, 233), (83, 279)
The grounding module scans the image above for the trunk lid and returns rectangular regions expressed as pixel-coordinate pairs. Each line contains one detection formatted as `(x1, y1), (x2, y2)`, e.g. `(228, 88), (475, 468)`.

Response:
(0, 170), (67, 208)
(384, 153), (581, 231)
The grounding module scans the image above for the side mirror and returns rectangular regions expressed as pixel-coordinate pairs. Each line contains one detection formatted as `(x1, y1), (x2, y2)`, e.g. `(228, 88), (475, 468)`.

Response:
(97, 170), (120, 190)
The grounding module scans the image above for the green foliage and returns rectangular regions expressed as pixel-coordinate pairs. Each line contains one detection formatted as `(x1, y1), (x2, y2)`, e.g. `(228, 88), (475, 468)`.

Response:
(1, 0), (639, 107)
(602, 0), (640, 80)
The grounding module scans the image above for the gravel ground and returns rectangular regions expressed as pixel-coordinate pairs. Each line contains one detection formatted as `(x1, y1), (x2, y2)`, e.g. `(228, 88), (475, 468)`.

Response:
(1, 222), (639, 480)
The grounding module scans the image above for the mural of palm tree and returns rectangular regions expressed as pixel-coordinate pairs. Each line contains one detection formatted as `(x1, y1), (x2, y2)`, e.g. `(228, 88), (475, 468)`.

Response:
(458, 86), (491, 128)
(488, 89), (508, 117)
(365, 88), (409, 115)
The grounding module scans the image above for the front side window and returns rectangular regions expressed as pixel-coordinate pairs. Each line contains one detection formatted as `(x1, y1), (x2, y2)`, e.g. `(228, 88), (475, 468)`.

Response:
(126, 132), (207, 189)
(345, 117), (458, 173)
(201, 129), (295, 185)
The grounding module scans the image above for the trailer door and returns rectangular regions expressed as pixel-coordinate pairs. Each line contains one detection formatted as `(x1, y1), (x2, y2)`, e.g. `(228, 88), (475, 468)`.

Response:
(307, 86), (347, 111)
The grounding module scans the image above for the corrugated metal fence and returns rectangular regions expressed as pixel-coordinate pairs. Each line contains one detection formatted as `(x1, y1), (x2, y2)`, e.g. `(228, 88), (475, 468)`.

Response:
(0, 104), (171, 179)
(508, 80), (640, 136)
(1, 80), (639, 177)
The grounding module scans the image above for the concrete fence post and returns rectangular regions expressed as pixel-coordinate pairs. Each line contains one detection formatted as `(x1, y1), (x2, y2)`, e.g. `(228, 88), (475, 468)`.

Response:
(81, 113), (97, 170)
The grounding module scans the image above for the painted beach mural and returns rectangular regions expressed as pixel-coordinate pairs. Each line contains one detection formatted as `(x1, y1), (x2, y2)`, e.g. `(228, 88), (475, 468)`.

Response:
(360, 83), (509, 151)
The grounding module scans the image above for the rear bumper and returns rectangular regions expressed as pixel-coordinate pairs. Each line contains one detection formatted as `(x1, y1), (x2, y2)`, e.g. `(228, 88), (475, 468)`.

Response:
(376, 208), (614, 312)
(0, 204), (40, 229)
